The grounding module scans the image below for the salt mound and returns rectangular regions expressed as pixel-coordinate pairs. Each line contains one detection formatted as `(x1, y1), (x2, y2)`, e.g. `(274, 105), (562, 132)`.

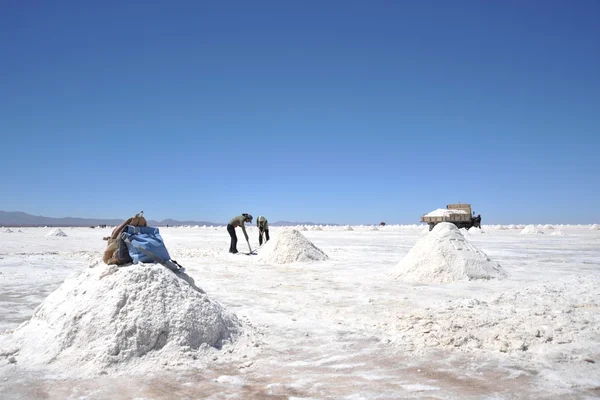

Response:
(394, 223), (506, 284)
(520, 225), (544, 235)
(543, 224), (555, 230)
(257, 229), (328, 264)
(0, 263), (243, 376)
(368, 226), (379, 231)
(590, 224), (600, 230)
(311, 226), (323, 231)
(4, 228), (13, 233)
(551, 230), (565, 236)
(343, 225), (354, 231)
(46, 228), (67, 237)
(300, 226), (308, 231)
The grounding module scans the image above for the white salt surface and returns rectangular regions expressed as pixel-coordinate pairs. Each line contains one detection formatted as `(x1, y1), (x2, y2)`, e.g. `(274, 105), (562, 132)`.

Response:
(0, 262), (246, 377)
(0, 225), (599, 399)
(395, 223), (506, 283)
(521, 225), (544, 235)
(425, 208), (468, 217)
(468, 227), (485, 234)
(257, 229), (328, 264)
(46, 229), (67, 237)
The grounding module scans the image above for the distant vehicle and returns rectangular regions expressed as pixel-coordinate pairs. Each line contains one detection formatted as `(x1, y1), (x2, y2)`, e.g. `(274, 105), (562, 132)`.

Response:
(380, 222), (386, 226)
(420, 203), (480, 231)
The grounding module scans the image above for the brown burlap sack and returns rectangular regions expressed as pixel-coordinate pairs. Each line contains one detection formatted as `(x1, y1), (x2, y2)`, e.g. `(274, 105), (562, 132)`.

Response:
(102, 211), (147, 265)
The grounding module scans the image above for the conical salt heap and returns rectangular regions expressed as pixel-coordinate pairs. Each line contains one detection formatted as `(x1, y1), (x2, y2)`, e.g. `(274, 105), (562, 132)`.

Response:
(258, 229), (328, 264)
(0, 263), (242, 376)
(520, 225), (544, 235)
(395, 222), (506, 284)
(46, 228), (67, 237)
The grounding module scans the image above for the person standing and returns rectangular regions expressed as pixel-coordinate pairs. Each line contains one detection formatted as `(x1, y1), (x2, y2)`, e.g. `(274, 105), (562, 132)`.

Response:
(227, 213), (252, 253)
(256, 215), (270, 246)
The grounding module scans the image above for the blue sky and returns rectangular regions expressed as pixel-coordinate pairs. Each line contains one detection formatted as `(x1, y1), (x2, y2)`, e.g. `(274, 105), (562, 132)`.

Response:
(1, 1), (598, 224)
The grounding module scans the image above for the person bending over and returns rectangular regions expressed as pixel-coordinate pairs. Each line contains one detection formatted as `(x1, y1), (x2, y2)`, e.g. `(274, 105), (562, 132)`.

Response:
(227, 213), (252, 253)
(256, 215), (270, 246)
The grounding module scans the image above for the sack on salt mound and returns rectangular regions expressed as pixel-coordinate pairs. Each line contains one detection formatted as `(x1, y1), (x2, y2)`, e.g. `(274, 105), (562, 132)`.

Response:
(46, 228), (67, 237)
(394, 222), (506, 284)
(0, 263), (242, 375)
(257, 229), (328, 264)
(521, 225), (544, 235)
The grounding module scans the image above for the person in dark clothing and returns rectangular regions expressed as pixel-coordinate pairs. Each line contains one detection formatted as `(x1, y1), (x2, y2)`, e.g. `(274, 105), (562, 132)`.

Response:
(475, 214), (482, 228)
(227, 213), (252, 253)
(256, 215), (270, 246)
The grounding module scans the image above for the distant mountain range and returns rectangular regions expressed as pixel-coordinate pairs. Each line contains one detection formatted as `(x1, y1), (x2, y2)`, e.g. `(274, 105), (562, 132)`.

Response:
(0, 211), (336, 227)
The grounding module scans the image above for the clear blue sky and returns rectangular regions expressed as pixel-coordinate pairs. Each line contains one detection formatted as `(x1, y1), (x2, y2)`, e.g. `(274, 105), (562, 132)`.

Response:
(1, 1), (598, 224)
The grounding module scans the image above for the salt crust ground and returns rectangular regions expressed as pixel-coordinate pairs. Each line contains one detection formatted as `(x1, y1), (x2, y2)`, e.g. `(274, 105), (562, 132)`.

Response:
(381, 275), (600, 389)
(257, 229), (328, 264)
(0, 261), (251, 377)
(0, 225), (599, 398)
(395, 223), (507, 283)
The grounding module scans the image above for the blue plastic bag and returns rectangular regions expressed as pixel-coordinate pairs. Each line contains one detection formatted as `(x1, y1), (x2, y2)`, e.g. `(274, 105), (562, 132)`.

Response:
(121, 225), (171, 264)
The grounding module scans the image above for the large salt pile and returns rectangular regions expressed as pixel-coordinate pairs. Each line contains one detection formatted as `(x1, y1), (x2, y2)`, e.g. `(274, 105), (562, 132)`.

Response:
(368, 226), (379, 231)
(311, 226), (323, 231)
(394, 222), (506, 284)
(520, 225), (544, 235)
(0, 263), (243, 376)
(46, 228), (67, 237)
(343, 225), (354, 231)
(590, 224), (600, 230)
(257, 229), (328, 264)
(4, 228), (13, 233)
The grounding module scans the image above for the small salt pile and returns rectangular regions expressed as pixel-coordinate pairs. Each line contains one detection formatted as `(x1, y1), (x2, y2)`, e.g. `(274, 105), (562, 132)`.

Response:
(394, 222), (506, 284)
(520, 225), (544, 235)
(257, 229), (328, 264)
(46, 228), (67, 237)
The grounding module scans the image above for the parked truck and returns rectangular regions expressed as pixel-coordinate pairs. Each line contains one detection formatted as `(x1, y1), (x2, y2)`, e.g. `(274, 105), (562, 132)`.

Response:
(420, 203), (480, 231)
